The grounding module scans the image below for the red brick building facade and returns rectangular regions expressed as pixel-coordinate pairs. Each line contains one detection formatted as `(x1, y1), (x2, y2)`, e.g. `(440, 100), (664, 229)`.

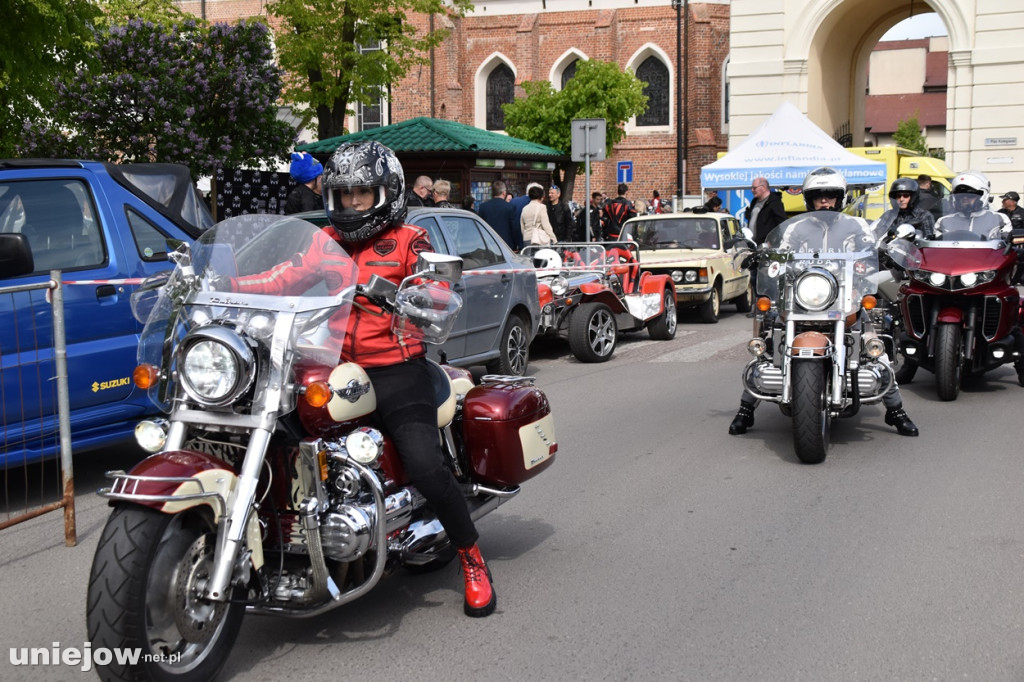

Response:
(174, 2), (731, 206)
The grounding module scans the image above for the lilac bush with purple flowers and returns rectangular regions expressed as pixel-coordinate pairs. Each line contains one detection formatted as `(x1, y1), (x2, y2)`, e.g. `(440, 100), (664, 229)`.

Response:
(20, 18), (293, 177)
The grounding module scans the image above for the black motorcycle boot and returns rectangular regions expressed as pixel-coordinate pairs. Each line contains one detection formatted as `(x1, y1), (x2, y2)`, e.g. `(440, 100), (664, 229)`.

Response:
(728, 401), (756, 435)
(884, 404), (919, 437)
(1015, 360), (1024, 388)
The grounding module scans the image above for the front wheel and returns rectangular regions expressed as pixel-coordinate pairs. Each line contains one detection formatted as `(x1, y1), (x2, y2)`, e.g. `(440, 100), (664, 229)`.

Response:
(734, 282), (753, 313)
(87, 505), (244, 682)
(647, 289), (677, 340)
(791, 359), (830, 464)
(486, 314), (529, 375)
(934, 322), (963, 401)
(569, 302), (617, 362)
(700, 285), (721, 324)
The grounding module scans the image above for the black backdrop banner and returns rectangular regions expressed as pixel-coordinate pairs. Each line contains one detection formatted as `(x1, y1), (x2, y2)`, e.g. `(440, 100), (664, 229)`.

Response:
(213, 167), (294, 219)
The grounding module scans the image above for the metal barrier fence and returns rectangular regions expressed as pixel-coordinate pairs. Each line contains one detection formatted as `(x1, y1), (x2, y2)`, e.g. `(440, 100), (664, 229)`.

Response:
(0, 272), (76, 546)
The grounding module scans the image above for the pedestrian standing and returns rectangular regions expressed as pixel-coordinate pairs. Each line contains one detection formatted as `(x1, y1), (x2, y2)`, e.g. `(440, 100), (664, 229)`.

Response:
(521, 185), (557, 246)
(478, 180), (522, 251)
(745, 177), (787, 244)
(283, 151), (324, 214)
(546, 185), (575, 242)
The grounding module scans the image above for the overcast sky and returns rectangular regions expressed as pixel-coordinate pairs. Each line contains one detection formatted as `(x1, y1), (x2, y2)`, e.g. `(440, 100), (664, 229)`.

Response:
(881, 13), (947, 40)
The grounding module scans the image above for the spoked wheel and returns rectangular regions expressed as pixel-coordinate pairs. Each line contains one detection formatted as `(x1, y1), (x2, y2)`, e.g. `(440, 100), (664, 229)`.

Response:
(569, 302), (617, 362)
(791, 359), (830, 464)
(486, 314), (530, 375)
(647, 289), (677, 340)
(934, 322), (963, 401)
(87, 505), (245, 682)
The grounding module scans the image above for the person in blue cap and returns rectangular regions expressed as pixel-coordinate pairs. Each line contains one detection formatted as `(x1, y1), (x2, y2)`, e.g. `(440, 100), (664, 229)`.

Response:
(284, 151), (324, 214)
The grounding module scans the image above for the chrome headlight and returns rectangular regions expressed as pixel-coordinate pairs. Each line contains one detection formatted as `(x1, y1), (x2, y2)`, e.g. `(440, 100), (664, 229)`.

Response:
(928, 272), (946, 287)
(345, 427), (384, 465)
(178, 326), (254, 406)
(550, 275), (569, 296)
(670, 270), (683, 283)
(864, 337), (886, 358)
(684, 270), (698, 283)
(134, 418), (169, 453)
(793, 269), (838, 311)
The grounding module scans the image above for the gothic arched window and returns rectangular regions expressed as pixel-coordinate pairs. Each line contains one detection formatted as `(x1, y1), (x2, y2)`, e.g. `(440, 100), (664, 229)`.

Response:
(486, 64), (515, 131)
(636, 56), (669, 127)
(560, 59), (578, 90)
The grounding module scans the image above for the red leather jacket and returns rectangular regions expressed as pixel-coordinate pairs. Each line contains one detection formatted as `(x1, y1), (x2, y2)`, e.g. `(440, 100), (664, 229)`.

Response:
(233, 222), (435, 367)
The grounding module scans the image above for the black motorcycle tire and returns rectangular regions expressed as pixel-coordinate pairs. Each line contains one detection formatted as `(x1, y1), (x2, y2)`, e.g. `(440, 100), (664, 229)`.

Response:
(646, 289), (678, 340)
(87, 504), (245, 682)
(486, 313), (530, 376)
(934, 322), (963, 401)
(569, 302), (617, 363)
(791, 359), (830, 465)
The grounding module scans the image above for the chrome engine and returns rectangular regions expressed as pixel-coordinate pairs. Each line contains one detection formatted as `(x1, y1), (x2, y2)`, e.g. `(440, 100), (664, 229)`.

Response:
(743, 359), (890, 401)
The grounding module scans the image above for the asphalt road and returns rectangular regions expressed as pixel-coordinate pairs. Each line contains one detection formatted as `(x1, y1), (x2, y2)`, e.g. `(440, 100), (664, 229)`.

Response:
(3, 305), (1024, 681)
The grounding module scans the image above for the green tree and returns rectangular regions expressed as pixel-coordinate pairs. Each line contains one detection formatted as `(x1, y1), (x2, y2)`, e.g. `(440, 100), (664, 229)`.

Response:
(0, 0), (100, 158)
(96, 0), (189, 27)
(20, 19), (294, 178)
(893, 112), (928, 155)
(502, 59), (648, 197)
(269, 0), (472, 141)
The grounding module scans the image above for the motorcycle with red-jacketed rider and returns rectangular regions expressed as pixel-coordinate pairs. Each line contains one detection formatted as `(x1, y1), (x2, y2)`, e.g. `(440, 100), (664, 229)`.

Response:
(86, 215), (556, 681)
(894, 189), (1024, 400)
(737, 211), (905, 464)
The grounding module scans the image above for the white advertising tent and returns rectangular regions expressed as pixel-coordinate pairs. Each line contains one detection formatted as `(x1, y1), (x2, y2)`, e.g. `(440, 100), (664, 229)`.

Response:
(700, 101), (887, 190)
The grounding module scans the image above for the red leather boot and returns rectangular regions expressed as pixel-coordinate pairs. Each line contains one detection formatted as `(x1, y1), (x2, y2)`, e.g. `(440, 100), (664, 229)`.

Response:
(458, 544), (496, 617)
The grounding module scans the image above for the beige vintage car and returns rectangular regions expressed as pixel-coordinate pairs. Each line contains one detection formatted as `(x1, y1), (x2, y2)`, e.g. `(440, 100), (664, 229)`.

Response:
(619, 210), (753, 323)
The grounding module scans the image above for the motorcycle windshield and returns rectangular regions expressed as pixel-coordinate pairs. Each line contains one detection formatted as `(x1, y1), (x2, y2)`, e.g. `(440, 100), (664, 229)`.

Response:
(932, 191), (1007, 242)
(757, 211), (879, 313)
(136, 215), (358, 413)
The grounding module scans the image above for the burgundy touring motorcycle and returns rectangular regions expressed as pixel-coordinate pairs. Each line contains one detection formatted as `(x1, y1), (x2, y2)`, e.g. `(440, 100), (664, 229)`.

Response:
(894, 191), (1024, 399)
(87, 216), (556, 681)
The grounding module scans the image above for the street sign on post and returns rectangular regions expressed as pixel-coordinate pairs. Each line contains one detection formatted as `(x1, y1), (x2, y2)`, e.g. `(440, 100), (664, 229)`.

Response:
(571, 119), (606, 162)
(572, 118), (607, 241)
(617, 161), (633, 184)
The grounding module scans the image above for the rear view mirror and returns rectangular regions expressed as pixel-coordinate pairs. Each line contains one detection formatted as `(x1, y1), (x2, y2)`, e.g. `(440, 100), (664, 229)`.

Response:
(415, 251), (463, 283)
(0, 233), (34, 278)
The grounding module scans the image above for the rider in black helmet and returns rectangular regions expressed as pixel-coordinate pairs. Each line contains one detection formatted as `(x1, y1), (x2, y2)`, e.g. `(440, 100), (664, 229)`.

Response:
(872, 177), (936, 239)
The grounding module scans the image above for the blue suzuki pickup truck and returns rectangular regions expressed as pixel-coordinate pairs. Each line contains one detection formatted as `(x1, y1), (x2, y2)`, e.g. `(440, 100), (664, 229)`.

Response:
(0, 159), (212, 466)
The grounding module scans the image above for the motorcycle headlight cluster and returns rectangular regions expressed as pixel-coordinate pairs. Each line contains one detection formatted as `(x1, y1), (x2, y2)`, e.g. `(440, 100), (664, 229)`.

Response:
(793, 269), (838, 311)
(177, 325), (254, 406)
(913, 269), (997, 290)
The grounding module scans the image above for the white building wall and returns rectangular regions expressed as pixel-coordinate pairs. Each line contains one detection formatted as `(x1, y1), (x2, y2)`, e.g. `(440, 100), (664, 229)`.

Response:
(729, 0), (1024, 195)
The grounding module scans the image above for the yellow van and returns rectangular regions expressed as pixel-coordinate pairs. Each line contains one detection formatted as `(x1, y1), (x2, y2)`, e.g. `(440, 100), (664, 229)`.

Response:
(779, 146), (955, 219)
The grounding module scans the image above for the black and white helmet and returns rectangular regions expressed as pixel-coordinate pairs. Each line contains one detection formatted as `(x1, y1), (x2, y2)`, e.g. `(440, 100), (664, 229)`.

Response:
(802, 166), (847, 211)
(950, 170), (990, 217)
(323, 141), (406, 243)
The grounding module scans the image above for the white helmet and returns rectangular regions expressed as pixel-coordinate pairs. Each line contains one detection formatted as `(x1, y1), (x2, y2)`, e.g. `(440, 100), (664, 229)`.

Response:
(802, 166), (847, 211)
(950, 170), (990, 216)
(533, 248), (562, 270)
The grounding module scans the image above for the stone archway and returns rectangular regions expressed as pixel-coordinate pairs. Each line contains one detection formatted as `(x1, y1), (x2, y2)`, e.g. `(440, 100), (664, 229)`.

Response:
(728, 0), (1021, 190)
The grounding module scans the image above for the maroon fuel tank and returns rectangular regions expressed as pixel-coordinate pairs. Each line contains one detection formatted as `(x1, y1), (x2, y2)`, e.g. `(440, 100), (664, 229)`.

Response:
(461, 380), (557, 487)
